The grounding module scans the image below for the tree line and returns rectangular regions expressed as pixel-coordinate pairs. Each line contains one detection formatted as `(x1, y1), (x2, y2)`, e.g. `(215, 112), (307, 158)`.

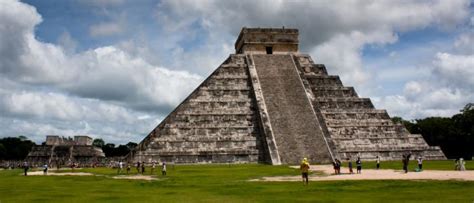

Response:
(91, 138), (137, 157)
(1, 104), (472, 160)
(392, 104), (473, 160)
(0, 136), (137, 160)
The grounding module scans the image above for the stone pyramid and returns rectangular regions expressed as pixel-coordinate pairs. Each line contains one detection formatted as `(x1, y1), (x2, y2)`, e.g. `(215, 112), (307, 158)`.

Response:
(129, 28), (445, 165)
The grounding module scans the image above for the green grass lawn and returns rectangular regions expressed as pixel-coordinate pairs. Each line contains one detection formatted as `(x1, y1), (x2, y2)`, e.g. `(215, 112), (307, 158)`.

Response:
(0, 161), (473, 202)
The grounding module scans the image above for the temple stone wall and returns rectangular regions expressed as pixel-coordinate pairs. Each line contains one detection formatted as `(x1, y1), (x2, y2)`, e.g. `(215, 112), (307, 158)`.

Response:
(130, 27), (446, 165)
(293, 54), (446, 161)
(132, 55), (266, 164)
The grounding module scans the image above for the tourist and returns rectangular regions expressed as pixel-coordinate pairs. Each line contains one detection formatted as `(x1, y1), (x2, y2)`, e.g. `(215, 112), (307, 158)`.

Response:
(348, 158), (353, 174)
(459, 158), (466, 171)
(300, 158), (309, 185)
(402, 153), (411, 173)
(141, 161), (145, 174)
(117, 161), (123, 174)
(43, 164), (48, 175)
(136, 161), (141, 173)
(356, 157), (362, 174)
(376, 156), (380, 170)
(23, 161), (29, 176)
(417, 157), (423, 171)
(126, 163), (131, 174)
(162, 162), (167, 176)
(332, 160), (337, 174)
(335, 159), (341, 174)
(151, 161), (156, 175)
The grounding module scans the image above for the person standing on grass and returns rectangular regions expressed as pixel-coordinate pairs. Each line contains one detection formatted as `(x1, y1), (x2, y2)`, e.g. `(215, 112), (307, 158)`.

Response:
(356, 157), (362, 174)
(335, 159), (341, 175)
(117, 161), (123, 174)
(136, 161), (141, 174)
(162, 162), (167, 176)
(459, 158), (466, 171)
(141, 161), (145, 174)
(376, 156), (380, 170)
(23, 161), (29, 176)
(300, 158), (310, 185)
(348, 158), (354, 174)
(126, 163), (131, 174)
(417, 157), (423, 171)
(43, 164), (48, 175)
(151, 161), (156, 175)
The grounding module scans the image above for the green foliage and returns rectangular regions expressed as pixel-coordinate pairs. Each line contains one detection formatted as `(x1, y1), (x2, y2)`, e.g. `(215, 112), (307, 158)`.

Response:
(102, 142), (137, 157)
(0, 136), (35, 160)
(92, 138), (105, 148)
(0, 162), (473, 202)
(398, 106), (474, 159)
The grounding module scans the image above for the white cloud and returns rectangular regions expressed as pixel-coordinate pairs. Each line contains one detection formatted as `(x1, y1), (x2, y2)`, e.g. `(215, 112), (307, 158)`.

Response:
(89, 21), (124, 37)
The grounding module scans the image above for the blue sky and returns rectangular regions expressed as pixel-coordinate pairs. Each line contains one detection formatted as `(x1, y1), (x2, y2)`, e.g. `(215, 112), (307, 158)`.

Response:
(0, 0), (473, 144)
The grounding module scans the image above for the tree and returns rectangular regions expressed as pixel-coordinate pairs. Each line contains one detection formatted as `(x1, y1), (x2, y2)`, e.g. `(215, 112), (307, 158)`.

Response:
(126, 142), (137, 150)
(398, 105), (474, 160)
(93, 138), (105, 148)
(0, 136), (35, 160)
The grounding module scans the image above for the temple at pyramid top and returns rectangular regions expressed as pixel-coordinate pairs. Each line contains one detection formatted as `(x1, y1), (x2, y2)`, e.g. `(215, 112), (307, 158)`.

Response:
(235, 27), (299, 54)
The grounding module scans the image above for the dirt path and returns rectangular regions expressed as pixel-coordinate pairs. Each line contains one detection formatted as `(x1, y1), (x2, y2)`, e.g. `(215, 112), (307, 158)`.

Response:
(27, 171), (93, 176)
(113, 175), (157, 181)
(251, 165), (474, 182)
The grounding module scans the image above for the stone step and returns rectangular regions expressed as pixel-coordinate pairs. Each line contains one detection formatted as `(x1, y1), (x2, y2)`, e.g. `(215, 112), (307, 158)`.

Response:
(199, 86), (250, 91)
(311, 86), (358, 97)
(322, 111), (390, 120)
(156, 127), (256, 137)
(313, 98), (374, 109)
(305, 75), (343, 86)
(327, 126), (400, 134)
(193, 91), (252, 101)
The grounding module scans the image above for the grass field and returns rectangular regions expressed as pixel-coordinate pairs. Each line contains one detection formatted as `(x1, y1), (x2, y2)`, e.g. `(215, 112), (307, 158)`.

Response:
(0, 160), (473, 202)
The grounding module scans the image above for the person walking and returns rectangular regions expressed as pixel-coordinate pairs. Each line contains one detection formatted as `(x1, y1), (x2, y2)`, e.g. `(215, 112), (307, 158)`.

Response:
(376, 156), (380, 170)
(162, 162), (167, 176)
(126, 163), (131, 174)
(300, 158), (310, 185)
(417, 157), (423, 171)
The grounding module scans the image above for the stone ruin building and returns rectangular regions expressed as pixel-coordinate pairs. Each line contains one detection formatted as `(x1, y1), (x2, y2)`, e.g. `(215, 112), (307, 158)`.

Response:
(129, 27), (446, 165)
(27, 135), (105, 166)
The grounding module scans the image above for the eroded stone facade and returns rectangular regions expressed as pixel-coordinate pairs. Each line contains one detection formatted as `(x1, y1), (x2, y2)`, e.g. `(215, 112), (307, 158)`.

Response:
(27, 135), (105, 166)
(130, 28), (445, 164)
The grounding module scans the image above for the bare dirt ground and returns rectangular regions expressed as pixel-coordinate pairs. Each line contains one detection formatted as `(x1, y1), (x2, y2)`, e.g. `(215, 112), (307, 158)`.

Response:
(251, 165), (474, 182)
(112, 175), (157, 181)
(27, 171), (93, 176)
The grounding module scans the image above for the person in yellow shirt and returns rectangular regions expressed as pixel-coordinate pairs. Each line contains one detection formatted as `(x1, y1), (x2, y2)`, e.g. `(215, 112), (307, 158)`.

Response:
(300, 158), (310, 185)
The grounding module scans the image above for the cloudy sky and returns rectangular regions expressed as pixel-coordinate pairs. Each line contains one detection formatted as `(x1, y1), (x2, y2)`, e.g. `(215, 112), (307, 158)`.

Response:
(0, 0), (473, 144)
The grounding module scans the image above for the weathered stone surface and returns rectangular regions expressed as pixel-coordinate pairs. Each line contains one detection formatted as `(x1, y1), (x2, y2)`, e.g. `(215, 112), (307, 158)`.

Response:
(27, 135), (104, 166)
(129, 27), (445, 164)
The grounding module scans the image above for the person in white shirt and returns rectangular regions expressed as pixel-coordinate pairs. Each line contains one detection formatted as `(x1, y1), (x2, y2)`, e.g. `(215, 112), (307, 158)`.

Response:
(417, 157), (423, 171)
(162, 162), (167, 176)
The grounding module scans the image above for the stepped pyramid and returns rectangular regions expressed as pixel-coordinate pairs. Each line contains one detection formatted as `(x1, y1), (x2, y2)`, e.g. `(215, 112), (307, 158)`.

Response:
(129, 28), (445, 165)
